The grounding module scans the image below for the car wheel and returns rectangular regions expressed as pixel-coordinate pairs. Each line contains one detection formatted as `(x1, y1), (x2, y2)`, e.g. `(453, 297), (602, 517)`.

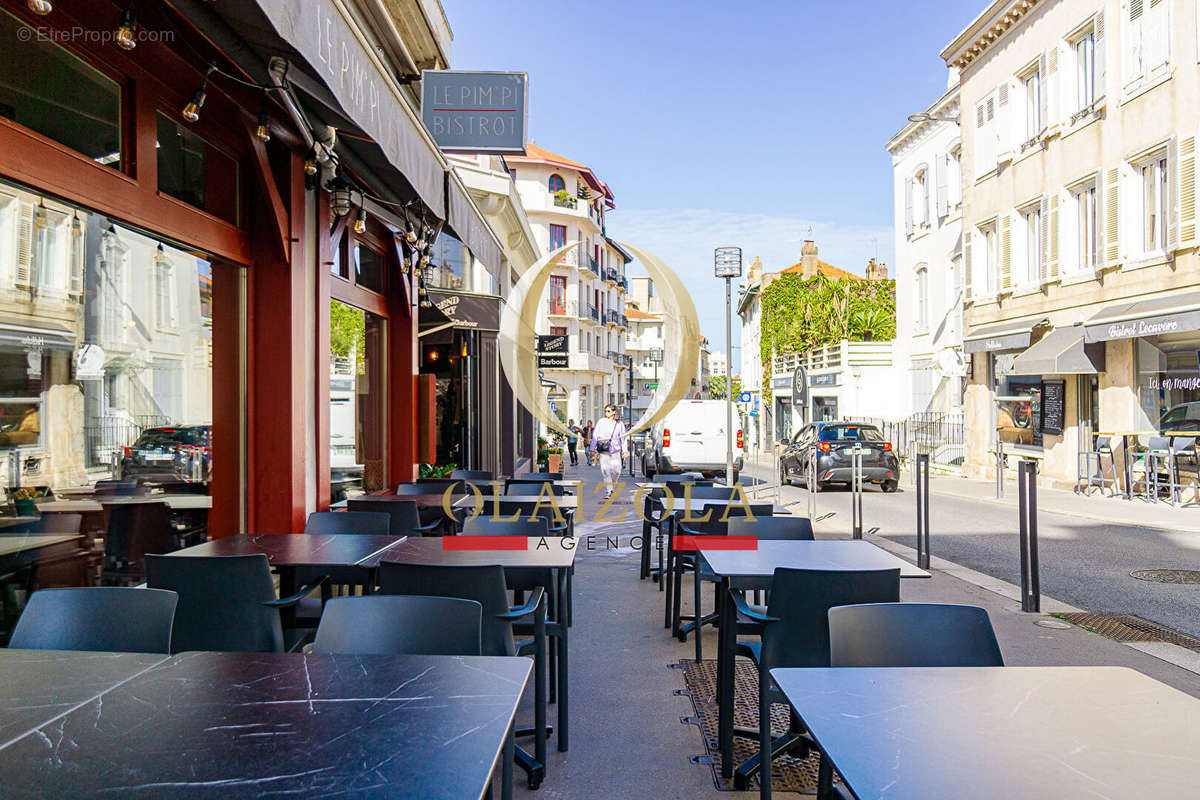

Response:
(882, 480), (898, 493)
(643, 459), (655, 479)
(780, 463), (790, 487)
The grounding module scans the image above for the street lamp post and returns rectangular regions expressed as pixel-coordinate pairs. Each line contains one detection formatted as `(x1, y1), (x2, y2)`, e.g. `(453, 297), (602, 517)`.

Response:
(714, 247), (742, 487)
(649, 347), (663, 478)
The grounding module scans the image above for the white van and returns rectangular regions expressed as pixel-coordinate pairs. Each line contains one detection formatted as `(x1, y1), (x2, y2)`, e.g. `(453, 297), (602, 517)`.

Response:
(642, 399), (743, 481)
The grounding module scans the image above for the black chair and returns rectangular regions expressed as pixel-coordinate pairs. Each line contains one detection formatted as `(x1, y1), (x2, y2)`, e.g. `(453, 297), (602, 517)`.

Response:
(451, 469), (494, 481)
(505, 480), (568, 496)
(347, 498), (445, 536)
(517, 471), (563, 481)
(732, 567), (901, 798)
(101, 502), (177, 586)
(28, 513), (84, 534)
(9, 587), (178, 654)
(94, 479), (139, 496)
(727, 516), (814, 541)
(827, 603), (1003, 667)
(311, 595), (483, 656)
(377, 562), (547, 790)
(146, 554), (327, 653)
(395, 482), (461, 496)
(304, 511), (391, 535)
(1076, 435), (1118, 496)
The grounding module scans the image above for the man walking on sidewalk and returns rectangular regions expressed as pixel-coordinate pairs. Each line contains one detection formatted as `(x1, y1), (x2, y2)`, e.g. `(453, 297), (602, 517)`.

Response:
(566, 419), (580, 466)
(590, 404), (627, 499)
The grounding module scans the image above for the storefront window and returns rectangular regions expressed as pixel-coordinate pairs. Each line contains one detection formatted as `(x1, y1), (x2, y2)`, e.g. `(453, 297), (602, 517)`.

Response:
(0, 9), (122, 169)
(429, 233), (470, 290)
(156, 114), (240, 225)
(993, 353), (1042, 447)
(1136, 335), (1200, 431)
(353, 242), (385, 294)
(813, 396), (838, 422)
(328, 300), (386, 501)
(0, 180), (214, 498)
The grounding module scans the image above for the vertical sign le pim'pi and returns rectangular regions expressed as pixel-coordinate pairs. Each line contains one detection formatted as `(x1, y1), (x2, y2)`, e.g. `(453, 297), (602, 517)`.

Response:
(421, 71), (528, 154)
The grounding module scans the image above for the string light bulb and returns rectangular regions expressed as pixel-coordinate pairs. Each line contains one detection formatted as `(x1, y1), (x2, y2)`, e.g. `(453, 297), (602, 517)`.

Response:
(404, 221), (417, 244)
(419, 254), (430, 267)
(115, 8), (137, 50)
(416, 237), (426, 250)
(27, 0), (52, 15)
(254, 110), (270, 142)
(71, 211), (82, 239)
(353, 208), (367, 234)
(33, 200), (48, 230)
(303, 158), (318, 176)
(153, 242), (169, 267)
(182, 66), (214, 123)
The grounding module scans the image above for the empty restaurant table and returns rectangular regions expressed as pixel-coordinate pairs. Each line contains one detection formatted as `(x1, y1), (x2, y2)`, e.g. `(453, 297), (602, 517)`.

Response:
(769, 665), (1200, 799)
(0, 651), (530, 798)
(702, 540), (930, 779)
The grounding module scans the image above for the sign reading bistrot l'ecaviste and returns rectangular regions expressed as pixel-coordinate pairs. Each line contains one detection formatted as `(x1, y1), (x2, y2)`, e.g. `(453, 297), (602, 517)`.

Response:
(421, 71), (528, 154)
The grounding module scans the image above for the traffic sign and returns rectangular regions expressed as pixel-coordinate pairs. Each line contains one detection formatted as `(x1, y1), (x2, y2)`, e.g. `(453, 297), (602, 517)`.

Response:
(739, 391), (752, 403)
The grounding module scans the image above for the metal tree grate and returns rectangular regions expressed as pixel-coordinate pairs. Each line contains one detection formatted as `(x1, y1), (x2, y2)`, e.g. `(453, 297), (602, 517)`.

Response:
(1055, 613), (1200, 650)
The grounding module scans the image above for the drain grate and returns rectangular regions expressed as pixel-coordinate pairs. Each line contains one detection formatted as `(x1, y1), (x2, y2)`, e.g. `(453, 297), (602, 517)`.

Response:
(1130, 569), (1200, 584)
(1055, 612), (1200, 650)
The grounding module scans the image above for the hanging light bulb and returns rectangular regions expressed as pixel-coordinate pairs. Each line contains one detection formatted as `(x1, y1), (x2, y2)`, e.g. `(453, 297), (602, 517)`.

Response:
(419, 254), (430, 267)
(404, 221), (417, 244)
(153, 242), (169, 267)
(328, 177), (353, 218)
(416, 237), (426, 250)
(182, 66), (214, 123)
(71, 211), (82, 239)
(33, 199), (48, 230)
(353, 208), (367, 234)
(254, 109), (271, 142)
(115, 7), (137, 50)
(27, 0), (52, 15)
(304, 158), (318, 176)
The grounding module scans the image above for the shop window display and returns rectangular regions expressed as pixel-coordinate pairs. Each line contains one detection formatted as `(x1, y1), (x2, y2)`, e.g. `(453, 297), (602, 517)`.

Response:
(993, 353), (1042, 448)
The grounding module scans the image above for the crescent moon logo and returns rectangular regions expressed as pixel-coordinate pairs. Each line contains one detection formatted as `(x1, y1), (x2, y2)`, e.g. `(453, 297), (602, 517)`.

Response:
(499, 242), (702, 436)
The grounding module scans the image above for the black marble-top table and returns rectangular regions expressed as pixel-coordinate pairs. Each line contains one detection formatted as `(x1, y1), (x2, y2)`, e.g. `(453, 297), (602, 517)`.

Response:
(170, 533), (406, 568)
(0, 649), (167, 750)
(770, 665), (1200, 799)
(0, 651), (531, 799)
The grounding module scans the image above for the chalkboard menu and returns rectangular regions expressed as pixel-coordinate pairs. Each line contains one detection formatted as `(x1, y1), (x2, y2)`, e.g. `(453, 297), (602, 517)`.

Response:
(1041, 380), (1065, 436)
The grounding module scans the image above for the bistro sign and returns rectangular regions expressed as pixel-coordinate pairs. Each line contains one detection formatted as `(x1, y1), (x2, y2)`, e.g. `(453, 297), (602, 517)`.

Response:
(421, 71), (529, 154)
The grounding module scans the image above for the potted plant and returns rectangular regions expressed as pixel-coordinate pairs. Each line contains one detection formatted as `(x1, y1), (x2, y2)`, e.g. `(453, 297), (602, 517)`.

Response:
(9, 487), (41, 516)
(546, 444), (564, 474)
(419, 463), (458, 479)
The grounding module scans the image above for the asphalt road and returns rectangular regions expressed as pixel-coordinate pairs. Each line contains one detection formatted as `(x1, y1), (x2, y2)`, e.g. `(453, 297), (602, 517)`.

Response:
(740, 461), (1200, 641)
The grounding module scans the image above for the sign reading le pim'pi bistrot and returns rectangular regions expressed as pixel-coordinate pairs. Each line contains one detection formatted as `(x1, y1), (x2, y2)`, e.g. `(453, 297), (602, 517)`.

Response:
(421, 71), (528, 154)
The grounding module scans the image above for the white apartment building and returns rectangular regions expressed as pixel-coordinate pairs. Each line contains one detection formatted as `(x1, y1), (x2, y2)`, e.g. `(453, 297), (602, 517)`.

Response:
(624, 297), (664, 420)
(737, 258), (767, 453)
(887, 80), (968, 417)
(506, 144), (630, 427)
(946, 0), (1200, 487)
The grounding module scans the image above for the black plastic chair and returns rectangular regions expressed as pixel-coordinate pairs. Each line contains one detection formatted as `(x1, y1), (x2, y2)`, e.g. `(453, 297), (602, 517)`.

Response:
(395, 482), (461, 496)
(101, 502), (178, 586)
(347, 497), (445, 536)
(451, 469), (494, 481)
(304, 511), (391, 535)
(94, 479), (139, 496)
(828, 603), (1003, 667)
(9, 587), (178, 654)
(727, 516), (814, 541)
(516, 471), (563, 481)
(733, 567), (901, 798)
(505, 480), (568, 496)
(311, 595), (482, 655)
(146, 554), (327, 653)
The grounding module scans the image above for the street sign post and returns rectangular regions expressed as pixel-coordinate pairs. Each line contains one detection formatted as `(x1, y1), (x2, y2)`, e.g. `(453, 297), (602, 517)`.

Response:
(739, 391), (752, 403)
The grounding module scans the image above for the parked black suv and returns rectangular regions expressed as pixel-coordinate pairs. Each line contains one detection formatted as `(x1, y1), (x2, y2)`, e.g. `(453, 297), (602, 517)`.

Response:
(119, 425), (211, 484)
(779, 422), (900, 492)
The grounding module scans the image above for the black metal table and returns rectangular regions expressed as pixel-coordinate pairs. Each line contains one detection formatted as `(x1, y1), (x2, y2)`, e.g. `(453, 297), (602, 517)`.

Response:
(703, 540), (929, 779)
(770, 665), (1200, 799)
(0, 651), (530, 799)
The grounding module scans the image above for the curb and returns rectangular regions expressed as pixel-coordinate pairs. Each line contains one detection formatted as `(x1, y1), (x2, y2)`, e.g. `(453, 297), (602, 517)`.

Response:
(864, 532), (1200, 677)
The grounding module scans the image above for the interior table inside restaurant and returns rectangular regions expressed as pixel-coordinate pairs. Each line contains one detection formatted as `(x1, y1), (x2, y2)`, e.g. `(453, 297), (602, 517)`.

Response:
(702, 540), (930, 778)
(770, 665), (1200, 800)
(0, 650), (530, 799)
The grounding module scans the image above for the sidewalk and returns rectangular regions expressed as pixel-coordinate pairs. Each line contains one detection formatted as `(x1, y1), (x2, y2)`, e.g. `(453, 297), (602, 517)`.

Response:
(924, 472), (1200, 533)
(502, 461), (1200, 798)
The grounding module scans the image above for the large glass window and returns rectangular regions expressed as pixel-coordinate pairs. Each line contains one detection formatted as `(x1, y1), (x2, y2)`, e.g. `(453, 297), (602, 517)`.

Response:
(1140, 154), (1169, 254)
(156, 114), (240, 225)
(993, 353), (1042, 448)
(328, 300), (386, 501)
(0, 180), (215, 498)
(0, 9), (122, 169)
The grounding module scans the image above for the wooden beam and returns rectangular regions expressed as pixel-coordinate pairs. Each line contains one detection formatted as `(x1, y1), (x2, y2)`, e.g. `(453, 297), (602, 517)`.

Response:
(244, 117), (290, 262)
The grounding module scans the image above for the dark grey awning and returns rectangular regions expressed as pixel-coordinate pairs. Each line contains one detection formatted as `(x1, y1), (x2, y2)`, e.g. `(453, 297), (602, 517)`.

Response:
(1083, 292), (1200, 342)
(963, 319), (1047, 353)
(1011, 326), (1105, 375)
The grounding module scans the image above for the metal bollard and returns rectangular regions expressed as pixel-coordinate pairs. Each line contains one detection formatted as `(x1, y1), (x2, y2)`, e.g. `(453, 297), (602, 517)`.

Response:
(1017, 459), (1041, 613)
(851, 446), (864, 540)
(915, 453), (930, 570)
(995, 447), (1005, 499)
(807, 449), (818, 522)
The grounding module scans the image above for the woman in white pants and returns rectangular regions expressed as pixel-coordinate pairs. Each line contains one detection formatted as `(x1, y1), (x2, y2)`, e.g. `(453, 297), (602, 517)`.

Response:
(589, 404), (627, 498)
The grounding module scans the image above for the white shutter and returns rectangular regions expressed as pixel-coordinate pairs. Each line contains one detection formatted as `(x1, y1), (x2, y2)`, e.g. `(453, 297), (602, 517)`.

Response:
(1168, 136), (1181, 250)
(963, 230), (973, 299)
(936, 154), (950, 217)
(1094, 11), (1107, 100)
(1105, 166), (1121, 265)
(1000, 214), (1013, 290)
(1045, 47), (1059, 127)
(1126, 0), (1145, 88)
(1039, 196), (1051, 281)
(1146, 0), (1169, 75)
(1047, 194), (1060, 278)
(1179, 134), (1197, 246)
(996, 82), (1012, 162)
(1037, 53), (1049, 133)
(15, 204), (33, 287)
(904, 178), (914, 236)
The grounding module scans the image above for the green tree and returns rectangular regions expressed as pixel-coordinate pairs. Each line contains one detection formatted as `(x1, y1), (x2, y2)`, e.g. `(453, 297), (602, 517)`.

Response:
(330, 300), (366, 361)
(708, 374), (742, 400)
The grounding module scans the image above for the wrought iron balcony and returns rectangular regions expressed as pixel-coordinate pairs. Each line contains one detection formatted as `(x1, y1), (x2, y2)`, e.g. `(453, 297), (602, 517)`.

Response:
(588, 304), (599, 322)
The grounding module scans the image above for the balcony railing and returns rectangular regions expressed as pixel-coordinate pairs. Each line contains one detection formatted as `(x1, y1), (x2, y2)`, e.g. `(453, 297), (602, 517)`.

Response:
(548, 299), (570, 316)
(584, 255), (599, 275)
(553, 194), (578, 209)
(605, 267), (621, 283)
(588, 304), (599, 322)
(618, 314), (628, 328)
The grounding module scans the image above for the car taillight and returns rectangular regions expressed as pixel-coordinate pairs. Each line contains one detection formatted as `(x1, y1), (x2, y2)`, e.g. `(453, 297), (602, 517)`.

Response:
(736, 429), (743, 449)
(881, 442), (892, 451)
(817, 442), (832, 452)
(663, 428), (671, 447)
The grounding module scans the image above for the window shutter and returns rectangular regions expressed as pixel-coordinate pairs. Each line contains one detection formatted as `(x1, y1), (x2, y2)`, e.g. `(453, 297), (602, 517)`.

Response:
(1045, 47), (1058, 127)
(1146, 0), (1169, 74)
(999, 214), (1013, 290)
(963, 230), (973, 298)
(1047, 194), (1060, 277)
(69, 227), (84, 296)
(1039, 196), (1051, 281)
(1126, 0), (1145, 87)
(15, 204), (33, 287)
(996, 82), (1012, 162)
(1094, 11), (1107, 99)
(1105, 167), (1121, 265)
(1178, 134), (1197, 246)
(904, 178), (914, 236)
(1168, 136), (1181, 250)
(936, 154), (950, 217)
(1037, 53), (1050, 132)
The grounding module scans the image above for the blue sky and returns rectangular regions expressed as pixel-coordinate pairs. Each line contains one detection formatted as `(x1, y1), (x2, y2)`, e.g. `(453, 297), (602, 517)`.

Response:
(445, 0), (972, 353)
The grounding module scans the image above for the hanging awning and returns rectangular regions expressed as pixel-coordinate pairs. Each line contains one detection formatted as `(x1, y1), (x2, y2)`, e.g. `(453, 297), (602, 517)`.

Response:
(1083, 292), (1200, 342)
(963, 318), (1047, 353)
(446, 174), (502, 279)
(1010, 326), (1105, 375)
(424, 289), (501, 333)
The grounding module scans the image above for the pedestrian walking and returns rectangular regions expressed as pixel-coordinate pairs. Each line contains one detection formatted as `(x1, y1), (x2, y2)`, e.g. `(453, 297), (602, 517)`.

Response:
(566, 418), (580, 466)
(583, 420), (594, 466)
(589, 404), (627, 499)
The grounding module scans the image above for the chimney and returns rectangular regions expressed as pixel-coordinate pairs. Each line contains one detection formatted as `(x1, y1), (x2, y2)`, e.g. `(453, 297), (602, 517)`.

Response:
(801, 240), (819, 279)
(866, 259), (889, 280)
(747, 256), (763, 283)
